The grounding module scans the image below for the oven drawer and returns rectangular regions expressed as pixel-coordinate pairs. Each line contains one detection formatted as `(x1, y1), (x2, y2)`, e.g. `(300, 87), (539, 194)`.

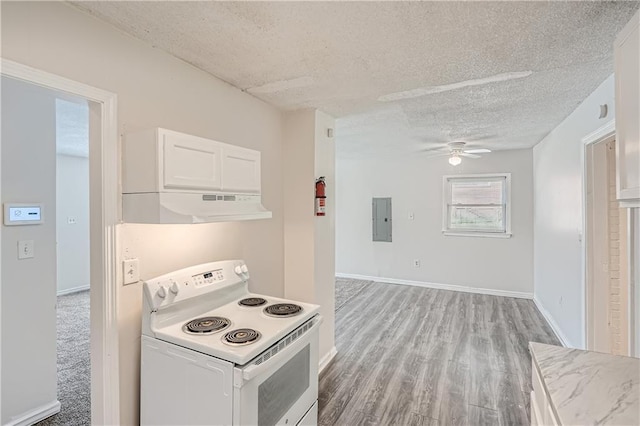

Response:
(298, 401), (318, 426)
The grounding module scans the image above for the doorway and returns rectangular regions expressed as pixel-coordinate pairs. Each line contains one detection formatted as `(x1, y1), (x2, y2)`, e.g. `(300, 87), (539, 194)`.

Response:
(584, 128), (630, 355)
(53, 96), (92, 424)
(0, 60), (120, 425)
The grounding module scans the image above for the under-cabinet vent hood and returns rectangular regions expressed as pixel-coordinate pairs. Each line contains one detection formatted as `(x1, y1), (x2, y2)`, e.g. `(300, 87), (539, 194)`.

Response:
(122, 128), (272, 224)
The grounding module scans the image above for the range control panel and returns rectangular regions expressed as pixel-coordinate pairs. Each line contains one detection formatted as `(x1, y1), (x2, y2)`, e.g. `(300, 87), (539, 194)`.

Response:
(143, 260), (250, 311)
(193, 269), (224, 286)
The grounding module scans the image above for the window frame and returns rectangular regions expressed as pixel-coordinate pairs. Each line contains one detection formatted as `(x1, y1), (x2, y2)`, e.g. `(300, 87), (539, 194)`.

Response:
(442, 173), (512, 238)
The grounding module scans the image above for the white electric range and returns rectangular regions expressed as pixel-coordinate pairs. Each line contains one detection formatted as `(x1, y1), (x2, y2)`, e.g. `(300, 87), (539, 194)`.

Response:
(140, 260), (322, 426)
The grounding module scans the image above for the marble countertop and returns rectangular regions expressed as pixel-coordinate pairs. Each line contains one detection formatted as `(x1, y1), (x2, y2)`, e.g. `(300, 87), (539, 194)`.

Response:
(529, 342), (639, 425)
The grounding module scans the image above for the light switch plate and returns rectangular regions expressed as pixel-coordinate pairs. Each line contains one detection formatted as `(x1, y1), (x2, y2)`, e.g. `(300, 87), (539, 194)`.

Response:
(123, 258), (140, 285)
(18, 240), (34, 259)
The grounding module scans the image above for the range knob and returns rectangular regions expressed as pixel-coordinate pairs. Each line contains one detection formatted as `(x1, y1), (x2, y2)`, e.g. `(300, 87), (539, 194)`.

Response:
(234, 265), (243, 275)
(241, 264), (248, 273)
(169, 281), (179, 295)
(157, 286), (167, 299)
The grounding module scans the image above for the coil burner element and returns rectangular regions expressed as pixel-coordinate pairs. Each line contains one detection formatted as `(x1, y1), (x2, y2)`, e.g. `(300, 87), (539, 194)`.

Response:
(223, 328), (261, 345)
(183, 317), (231, 334)
(238, 297), (268, 307)
(264, 303), (303, 318)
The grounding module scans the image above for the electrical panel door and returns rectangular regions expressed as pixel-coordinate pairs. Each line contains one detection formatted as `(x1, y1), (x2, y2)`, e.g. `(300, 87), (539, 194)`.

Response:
(372, 197), (392, 242)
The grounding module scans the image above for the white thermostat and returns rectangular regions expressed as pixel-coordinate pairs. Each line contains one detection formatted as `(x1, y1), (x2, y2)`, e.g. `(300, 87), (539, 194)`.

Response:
(4, 204), (43, 225)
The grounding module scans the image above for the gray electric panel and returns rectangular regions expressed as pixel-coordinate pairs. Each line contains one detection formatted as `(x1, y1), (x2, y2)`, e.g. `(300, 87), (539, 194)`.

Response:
(372, 197), (392, 242)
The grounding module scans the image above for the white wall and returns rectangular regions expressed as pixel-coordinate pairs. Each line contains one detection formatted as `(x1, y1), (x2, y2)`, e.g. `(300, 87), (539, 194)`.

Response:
(283, 110), (315, 304)
(634, 208), (640, 356)
(533, 75), (616, 348)
(1, 77), (58, 424)
(313, 110), (336, 362)
(56, 153), (90, 294)
(283, 109), (336, 365)
(336, 149), (534, 296)
(1, 2), (284, 424)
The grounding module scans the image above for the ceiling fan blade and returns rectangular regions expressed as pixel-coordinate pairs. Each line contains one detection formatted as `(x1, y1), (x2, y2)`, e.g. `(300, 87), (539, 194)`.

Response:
(460, 153), (481, 159)
(464, 148), (491, 154)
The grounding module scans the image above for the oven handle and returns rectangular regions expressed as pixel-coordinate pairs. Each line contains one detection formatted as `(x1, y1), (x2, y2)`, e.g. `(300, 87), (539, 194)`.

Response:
(236, 317), (322, 385)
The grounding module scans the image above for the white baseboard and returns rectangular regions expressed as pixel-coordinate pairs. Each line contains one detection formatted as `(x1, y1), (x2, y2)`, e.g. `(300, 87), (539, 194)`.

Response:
(336, 273), (533, 299)
(57, 284), (90, 296)
(533, 297), (570, 347)
(319, 346), (337, 374)
(6, 400), (61, 426)
(336, 273), (376, 282)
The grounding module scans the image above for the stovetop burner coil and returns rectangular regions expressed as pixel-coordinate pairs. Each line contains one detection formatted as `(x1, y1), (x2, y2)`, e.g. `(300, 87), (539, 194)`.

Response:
(238, 297), (267, 307)
(183, 316), (231, 334)
(223, 328), (261, 345)
(264, 303), (303, 318)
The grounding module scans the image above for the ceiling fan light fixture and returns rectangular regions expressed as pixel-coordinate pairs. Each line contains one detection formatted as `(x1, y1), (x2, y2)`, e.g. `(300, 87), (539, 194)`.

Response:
(448, 155), (462, 166)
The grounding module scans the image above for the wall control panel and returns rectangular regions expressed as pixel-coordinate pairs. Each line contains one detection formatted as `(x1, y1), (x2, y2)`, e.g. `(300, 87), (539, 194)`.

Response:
(4, 204), (43, 225)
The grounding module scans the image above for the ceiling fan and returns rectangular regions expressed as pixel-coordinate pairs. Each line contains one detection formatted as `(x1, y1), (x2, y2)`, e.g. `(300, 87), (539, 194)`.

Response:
(421, 141), (491, 166)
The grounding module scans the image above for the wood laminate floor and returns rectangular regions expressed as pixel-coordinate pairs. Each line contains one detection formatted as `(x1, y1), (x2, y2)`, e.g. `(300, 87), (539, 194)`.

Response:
(318, 281), (560, 426)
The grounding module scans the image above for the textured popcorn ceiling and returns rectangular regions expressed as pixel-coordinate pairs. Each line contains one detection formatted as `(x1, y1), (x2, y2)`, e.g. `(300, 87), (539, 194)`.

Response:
(72, 1), (640, 158)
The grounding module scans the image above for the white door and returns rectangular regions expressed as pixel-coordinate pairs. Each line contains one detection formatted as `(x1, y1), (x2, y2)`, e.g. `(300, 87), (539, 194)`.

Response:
(222, 146), (261, 193)
(586, 141), (611, 353)
(163, 131), (222, 191)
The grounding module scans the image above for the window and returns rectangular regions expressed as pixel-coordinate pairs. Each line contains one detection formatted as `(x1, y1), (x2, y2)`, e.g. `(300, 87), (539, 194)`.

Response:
(442, 174), (511, 238)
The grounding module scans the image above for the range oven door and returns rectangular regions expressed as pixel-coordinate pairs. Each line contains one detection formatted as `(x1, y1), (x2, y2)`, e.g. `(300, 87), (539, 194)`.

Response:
(233, 316), (321, 426)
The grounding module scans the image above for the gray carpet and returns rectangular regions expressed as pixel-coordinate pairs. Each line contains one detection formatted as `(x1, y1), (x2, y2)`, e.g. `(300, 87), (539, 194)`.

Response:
(335, 277), (372, 312)
(36, 290), (91, 426)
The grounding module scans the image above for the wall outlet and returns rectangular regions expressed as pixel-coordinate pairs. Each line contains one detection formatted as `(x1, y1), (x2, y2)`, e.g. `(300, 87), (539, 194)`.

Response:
(413, 259), (420, 268)
(67, 216), (77, 225)
(18, 240), (34, 259)
(123, 258), (140, 285)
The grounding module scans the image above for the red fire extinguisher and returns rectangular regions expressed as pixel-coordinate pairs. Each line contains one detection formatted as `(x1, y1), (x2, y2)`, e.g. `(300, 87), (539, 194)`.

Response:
(315, 177), (326, 216)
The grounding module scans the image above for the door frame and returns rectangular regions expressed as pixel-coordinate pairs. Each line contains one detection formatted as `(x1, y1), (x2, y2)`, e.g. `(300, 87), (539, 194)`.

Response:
(581, 120), (615, 350)
(630, 209), (639, 356)
(0, 59), (120, 424)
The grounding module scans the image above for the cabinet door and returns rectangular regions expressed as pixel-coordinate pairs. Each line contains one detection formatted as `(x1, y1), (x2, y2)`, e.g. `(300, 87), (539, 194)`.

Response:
(221, 146), (261, 193)
(163, 131), (222, 191)
(615, 11), (640, 202)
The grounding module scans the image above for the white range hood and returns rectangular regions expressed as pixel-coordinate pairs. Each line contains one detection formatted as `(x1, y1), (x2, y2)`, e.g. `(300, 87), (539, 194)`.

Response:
(122, 128), (272, 224)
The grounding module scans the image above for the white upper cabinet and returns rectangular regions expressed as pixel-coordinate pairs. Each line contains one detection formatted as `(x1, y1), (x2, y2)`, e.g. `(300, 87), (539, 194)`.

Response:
(221, 146), (261, 193)
(615, 10), (640, 206)
(122, 128), (270, 223)
(123, 128), (262, 195)
(163, 131), (222, 191)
